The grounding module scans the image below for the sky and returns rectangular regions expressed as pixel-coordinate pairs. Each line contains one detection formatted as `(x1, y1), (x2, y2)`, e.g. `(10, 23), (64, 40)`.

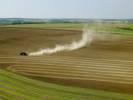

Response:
(0, 0), (133, 19)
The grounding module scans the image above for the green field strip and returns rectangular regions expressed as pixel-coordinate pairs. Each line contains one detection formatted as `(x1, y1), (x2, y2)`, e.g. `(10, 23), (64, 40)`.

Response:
(3, 23), (133, 36)
(0, 81), (44, 100)
(0, 70), (114, 99)
(0, 89), (16, 100)
(0, 70), (133, 99)
(0, 84), (35, 100)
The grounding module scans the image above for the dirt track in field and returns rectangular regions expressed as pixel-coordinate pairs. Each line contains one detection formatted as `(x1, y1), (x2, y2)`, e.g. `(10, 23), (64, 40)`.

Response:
(0, 27), (133, 94)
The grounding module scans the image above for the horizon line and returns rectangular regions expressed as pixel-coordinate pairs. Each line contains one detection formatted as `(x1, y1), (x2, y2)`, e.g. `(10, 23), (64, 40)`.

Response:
(0, 17), (133, 20)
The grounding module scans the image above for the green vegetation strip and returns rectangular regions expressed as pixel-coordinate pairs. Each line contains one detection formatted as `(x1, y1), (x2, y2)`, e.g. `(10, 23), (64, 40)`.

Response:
(2, 23), (133, 36)
(0, 70), (133, 100)
(3, 23), (83, 30)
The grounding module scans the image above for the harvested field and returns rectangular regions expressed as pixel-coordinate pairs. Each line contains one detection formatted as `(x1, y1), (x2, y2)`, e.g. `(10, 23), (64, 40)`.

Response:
(0, 27), (133, 99)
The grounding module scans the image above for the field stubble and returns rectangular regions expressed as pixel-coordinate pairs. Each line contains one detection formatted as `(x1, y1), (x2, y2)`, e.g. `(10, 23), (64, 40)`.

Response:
(0, 27), (133, 94)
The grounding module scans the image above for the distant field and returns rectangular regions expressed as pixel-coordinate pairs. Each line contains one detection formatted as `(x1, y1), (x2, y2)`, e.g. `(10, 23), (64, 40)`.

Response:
(0, 25), (133, 99)
(3, 23), (133, 35)
(3, 23), (83, 30)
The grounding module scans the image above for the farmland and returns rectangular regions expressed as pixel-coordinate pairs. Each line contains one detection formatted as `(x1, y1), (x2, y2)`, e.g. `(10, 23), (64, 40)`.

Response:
(0, 23), (133, 99)
(4, 23), (133, 35)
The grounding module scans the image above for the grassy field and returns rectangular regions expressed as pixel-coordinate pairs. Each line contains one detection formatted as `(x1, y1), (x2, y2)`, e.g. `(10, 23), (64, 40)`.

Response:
(3, 23), (83, 30)
(0, 23), (133, 99)
(1, 69), (133, 100)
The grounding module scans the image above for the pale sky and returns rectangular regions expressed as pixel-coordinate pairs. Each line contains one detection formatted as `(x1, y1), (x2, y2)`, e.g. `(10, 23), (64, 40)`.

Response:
(0, 0), (133, 19)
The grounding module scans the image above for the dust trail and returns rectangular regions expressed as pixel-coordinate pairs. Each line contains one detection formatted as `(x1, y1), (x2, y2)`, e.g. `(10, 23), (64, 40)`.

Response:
(29, 28), (93, 56)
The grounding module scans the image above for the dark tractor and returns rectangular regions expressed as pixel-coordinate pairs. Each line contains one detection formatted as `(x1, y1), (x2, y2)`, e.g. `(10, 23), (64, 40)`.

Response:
(20, 52), (28, 56)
